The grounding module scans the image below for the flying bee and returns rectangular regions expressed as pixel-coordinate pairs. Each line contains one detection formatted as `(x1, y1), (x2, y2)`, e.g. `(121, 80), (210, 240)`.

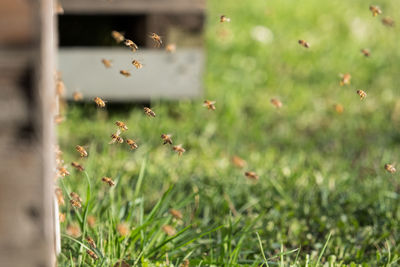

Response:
(56, 79), (65, 96)
(203, 100), (216, 110)
(369, 5), (382, 17)
(87, 216), (96, 227)
(126, 139), (138, 150)
(270, 98), (282, 109)
(73, 91), (83, 101)
(220, 15), (231, 23)
(232, 156), (246, 168)
(101, 59), (112, 68)
(70, 192), (82, 203)
(111, 30), (125, 43)
(58, 166), (70, 177)
(169, 209), (183, 220)
(54, 115), (65, 124)
(245, 171), (259, 181)
(55, 188), (65, 206)
(76, 145), (88, 157)
(124, 39), (139, 51)
(357, 89), (367, 100)
(117, 223), (129, 236)
(110, 130), (124, 144)
(59, 212), (65, 223)
(71, 162), (84, 171)
(165, 44), (176, 53)
(86, 236), (96, 249)
(385, 164), (396, 173)
(86, 249), (98, 260)
(70, 199), (82, 209)
(382, 17), (395, 27)
(132, 59), (143, 69)
(149, 32), (162, 48)
(162, 225), (177, 236)
(182, 259), (190, 267)
(120, 70), (131, 77)
(298, 39), (309, 48)
(115, 121), (128, 131)
(102, 177), (115, 187)
(334, 103), (344, 114)
(93, 97), (106, 108)
(361, 49), (370, 57)
(161, 134), (173, 145)
(339, 73), (351, 86)
(173, 144), (186, 156)
(144, 107), (156, 117)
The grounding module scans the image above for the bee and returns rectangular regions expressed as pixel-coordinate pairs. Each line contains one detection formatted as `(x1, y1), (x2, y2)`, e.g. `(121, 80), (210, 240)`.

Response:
(181, 259), (190, 267)
(232, 156), (246, 168)
(102, 177), (115, 186)
(115, 121), (128, 131)
(59, 212), (66, 223)
(220, 15), (231, 23)
(169, 209), (183, 220)
(149, 32), (162, 47)
(55, 188), (65, 206)
(270, 98), (282, 109)
(369, 5), (382, 17)
(56, 79), (65, 96)
(382, 17), (395, 27)
(126, 139), (139, 150)
(385, 164), (396, 173)
(298, 39), (309, 48)
(124, 39), (139, 51)
(117, 223), (130, 236)
(70, 192), (82, 203)
(70, 199), (82, 209)
(165, 44), (176, 53)
(244, 171), (259, 181)
(93, 97), (106, 108)
(110, 130), (124, 144)
(144, 107), (156, 117)
(203, 100), (216, 110)
(86, 249), (98, 260)
(111, 30), (125, 43)
(66, 224), (81, 237)
(101, 59), (112, 68)
(76, 145), (88, 157)
(71, 161), (84, 171)
(86, 236), (96, 249)
(87, 216), (96, 227)
(162, 225), (177, 236)
(58, 166), (70, 177)
(161, 134), (173, 145)
(54, 115), (65, 124)
(56, 0), (64, 14)
(356, 90), (367, 100)
(334, 104), (344, 114)
(173, 144), (186, 156)
(361, 49), (370, 57)
(120, 70), (131, 77)
(73, 91), (83, 101)
(340, 73), (351, 86)
(132, 59), (143, 69)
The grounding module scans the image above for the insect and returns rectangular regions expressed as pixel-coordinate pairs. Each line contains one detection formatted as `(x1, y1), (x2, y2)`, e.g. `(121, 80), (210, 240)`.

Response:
(162, 225), (177, 236)
(86, 236), (96, 249)
(165, 44), (176, 53)
(270, 98), (282, 109)
(58, 166), (70, 177)
(117, 223), (129, 236)
(115, 121), (128, 131)
(124, 39), (139, 51)
(56, 79), (65, 96)
(144, 107), (156, 117)
(101, 59), (112, 68)
(298, 39), (309, 48)
(132, 59), (143, 69)
(59, 212), (66, 223)
(126, 139), (138, 150)
(369, 5), (382, 17)
(73, 91), (83, 101)
(71, 161), (84, 171)
(55, 188), (65, 206)
(87, 216), (96, 227)
(111, 30), (125, 43)
(181, 259), (190, 267)
(361, 49), (370, 57)
(54, 115), (65, 124)
(120, 70), (131, 77)
(245, 171), (259, 181)
(102, 177), (115, 187)
(203, 100), (216, 110)
(110, 130), (124, 144)
(356, 90), (367, 100)
(173, 144), (186, 156)
(169, 209), (183, 220)
(66, 224), (81, 237)
(220, 15), (231, 23)
(161, 134), (173, 145)
(86, 249), (98, 260)
(70, 199), (82, 209)
(334, 104), (344, 114)
(149, 32), (162, 47)
(232, 156), (246, 168)
(70, 192), (82, 203)
(385, 164), (396, 173)
(93, 97), (106, 108)
(339, 73), (351, 86)
(76, 145), (88, 157)
(382, 17), (395, 27)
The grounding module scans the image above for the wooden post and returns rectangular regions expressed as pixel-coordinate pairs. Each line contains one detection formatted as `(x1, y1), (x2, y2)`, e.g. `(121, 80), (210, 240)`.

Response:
(0, 0), (56, 266)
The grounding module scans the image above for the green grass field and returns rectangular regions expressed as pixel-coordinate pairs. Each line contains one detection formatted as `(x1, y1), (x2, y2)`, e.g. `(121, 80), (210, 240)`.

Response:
(57, 0), (400, 265)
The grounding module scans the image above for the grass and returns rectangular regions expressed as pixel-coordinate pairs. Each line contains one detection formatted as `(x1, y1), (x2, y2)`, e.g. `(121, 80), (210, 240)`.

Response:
(57, 0), (400, 265)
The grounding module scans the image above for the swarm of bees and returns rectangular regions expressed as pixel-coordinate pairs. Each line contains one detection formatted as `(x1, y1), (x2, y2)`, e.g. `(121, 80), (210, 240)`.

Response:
(298, 39), (309, 48)
(356, 90), (367, 100)
(102, 177), (115, 187)
(384, 164), (396, 173)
